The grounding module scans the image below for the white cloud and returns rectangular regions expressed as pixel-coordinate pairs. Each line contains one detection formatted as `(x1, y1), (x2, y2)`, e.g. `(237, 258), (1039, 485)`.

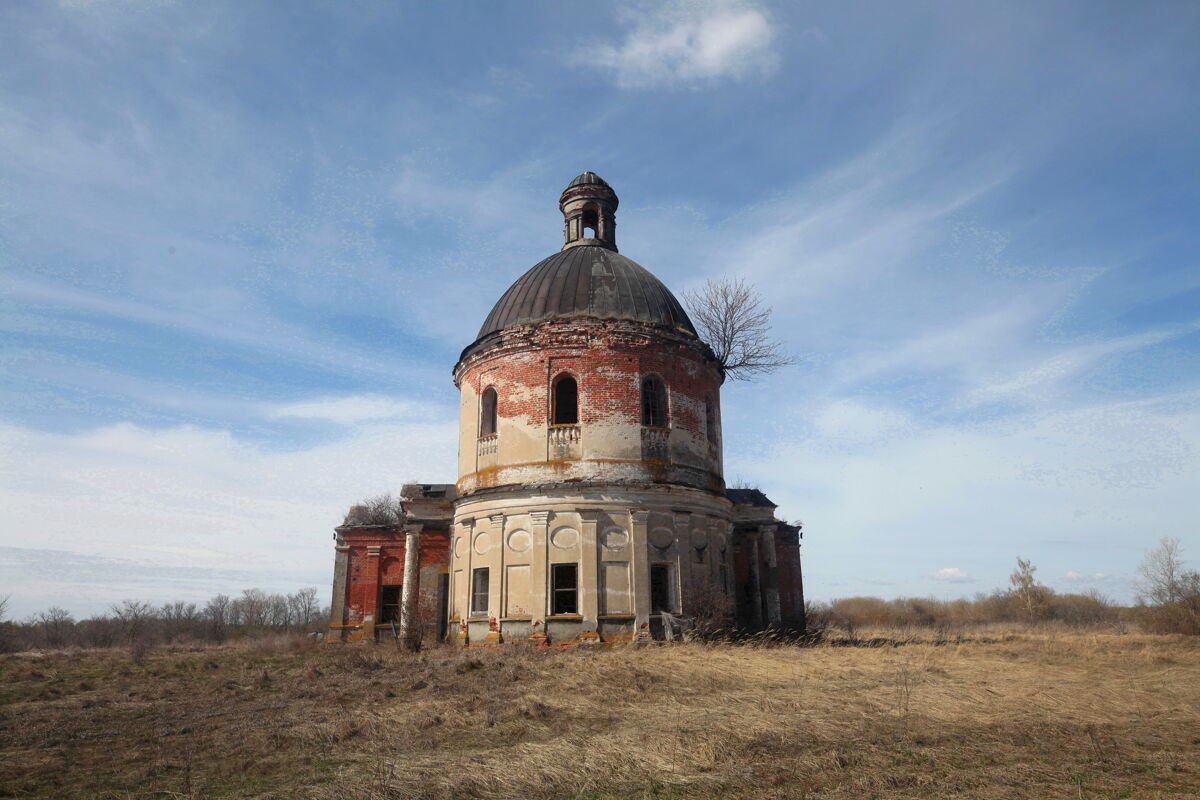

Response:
(0, 397), (458, 618)
(587, 1), (779, 89)
(932, 567), (974, 583)
(269, 395), (439, 425)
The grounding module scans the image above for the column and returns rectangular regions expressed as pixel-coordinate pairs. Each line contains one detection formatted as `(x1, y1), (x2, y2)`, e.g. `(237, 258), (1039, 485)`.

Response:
(528, 510), (551, 643)
(629, 510), (652, 642)
(399, 523), (424, 650)
(577, 510), (602, 642)
(328, 532), (350, 641)
(759, 524), (782, 628)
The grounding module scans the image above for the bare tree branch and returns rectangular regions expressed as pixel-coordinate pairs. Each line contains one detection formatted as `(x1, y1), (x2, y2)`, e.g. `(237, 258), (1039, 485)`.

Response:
(683, 276), (796, 381)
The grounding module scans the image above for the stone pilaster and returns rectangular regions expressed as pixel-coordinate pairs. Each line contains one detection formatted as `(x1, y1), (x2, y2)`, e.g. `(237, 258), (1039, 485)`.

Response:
(577, 510), (602, 642)
(486, 513), (505, 643)
(528, 510), (551, 643)
(629, 510), (652, 642)
(362, 544), (382, 640)
(673, 511), (691, 615)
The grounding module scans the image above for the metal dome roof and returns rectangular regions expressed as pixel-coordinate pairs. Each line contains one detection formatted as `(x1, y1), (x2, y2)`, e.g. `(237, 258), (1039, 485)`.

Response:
(475, 245), (697, 340)
(566, 171), (610, 189)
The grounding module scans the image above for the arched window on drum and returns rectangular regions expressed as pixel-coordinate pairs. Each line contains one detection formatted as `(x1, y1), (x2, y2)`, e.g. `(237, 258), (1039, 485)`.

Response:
(479, 386), (498, 437)
(641, 376), (668, 427)
(552, 373), (578, 425)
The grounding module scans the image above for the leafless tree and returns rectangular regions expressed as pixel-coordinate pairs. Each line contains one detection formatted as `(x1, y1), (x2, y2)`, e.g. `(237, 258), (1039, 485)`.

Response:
(1009, 557), (1049, 622)
(288, 588), (321, 628)
(345, 492), (407, 526)
(683, 276), (796, 381)
(36, 607), (75, 648)
(1138, 537), (1187, 606)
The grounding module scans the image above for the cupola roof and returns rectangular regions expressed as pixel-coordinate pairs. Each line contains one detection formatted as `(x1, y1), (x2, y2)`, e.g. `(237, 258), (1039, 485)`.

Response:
(475, 245), (697, 340)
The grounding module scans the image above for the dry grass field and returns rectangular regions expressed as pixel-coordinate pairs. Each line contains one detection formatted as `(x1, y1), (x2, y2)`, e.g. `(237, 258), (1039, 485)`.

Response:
(1, 630), (1198, 799)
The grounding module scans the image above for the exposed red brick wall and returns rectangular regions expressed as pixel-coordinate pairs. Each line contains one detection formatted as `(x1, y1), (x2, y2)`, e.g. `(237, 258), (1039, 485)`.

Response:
(338, 526), (450, 626)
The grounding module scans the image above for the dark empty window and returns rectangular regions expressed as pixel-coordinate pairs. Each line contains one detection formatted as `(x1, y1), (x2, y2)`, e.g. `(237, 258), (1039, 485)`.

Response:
(650, 564), (673, 614)
(551, 563), (578, 615)
(552, 374), (578, 425)
(380, 585), (401, 623)
(480, 387), (497, 436)
(705, 396), (718, 443)
(471, 568), (490, 616)
(641, 376), (667, 427)
(582, 207), (598, 238)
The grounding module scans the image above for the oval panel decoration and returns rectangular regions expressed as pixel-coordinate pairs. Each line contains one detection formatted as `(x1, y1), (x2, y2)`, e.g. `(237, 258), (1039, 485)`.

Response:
(506, 529), (532, 553)
(690, 528), (708, 548)
(550, 526), (578, 549)
(472, 531), (492, 555)
(601, 527), (628, 551)
(648, 527), (674, 549)
(453, 536), (465, 558)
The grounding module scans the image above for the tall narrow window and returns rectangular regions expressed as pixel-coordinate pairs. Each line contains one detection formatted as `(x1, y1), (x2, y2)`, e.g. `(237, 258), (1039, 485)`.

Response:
(551, 563), (579, 615)
(705, 396), (718, 443)
(552, 374), (578, 425)
(470, 568), (490, 616)
(380, 585), (401, 623)
(650, 564), (673, 614)
(582, 206), (599, 238)
(641, 376), (667, 427)
(479, 387), (497, 436)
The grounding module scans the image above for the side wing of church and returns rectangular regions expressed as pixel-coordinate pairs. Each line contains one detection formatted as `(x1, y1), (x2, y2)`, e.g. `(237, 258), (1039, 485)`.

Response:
(328, 173), (805, 644)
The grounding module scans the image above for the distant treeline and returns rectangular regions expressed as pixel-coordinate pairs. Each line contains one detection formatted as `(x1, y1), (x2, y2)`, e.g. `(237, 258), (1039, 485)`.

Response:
(808, 543), (1199, 637)
(0, 588), (328, 654)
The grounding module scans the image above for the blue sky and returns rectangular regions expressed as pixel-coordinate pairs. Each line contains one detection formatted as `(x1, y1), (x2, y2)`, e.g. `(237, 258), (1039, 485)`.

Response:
(1, 1), (1197, 617)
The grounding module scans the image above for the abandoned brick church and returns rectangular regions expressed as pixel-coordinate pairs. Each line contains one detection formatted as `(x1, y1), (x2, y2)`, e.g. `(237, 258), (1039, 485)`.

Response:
(328, 173), (804, 644)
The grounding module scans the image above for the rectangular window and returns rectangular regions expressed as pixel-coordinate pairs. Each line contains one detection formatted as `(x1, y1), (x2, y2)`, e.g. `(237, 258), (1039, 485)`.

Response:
(551, 563), (579, 615)
(471, 568), (490, 617)
(380, 585), (401, 623)
(650, 563), (673, 614)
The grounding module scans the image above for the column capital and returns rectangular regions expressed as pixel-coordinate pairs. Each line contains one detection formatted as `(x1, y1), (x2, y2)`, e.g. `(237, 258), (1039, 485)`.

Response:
(488, 512), (506, 529)
(459, 516), (475, 530)
(530, 510), (552, 526)
(578, 509), (604, 526)
(402, 523), (424, 536)
(630, 509), (651, 525)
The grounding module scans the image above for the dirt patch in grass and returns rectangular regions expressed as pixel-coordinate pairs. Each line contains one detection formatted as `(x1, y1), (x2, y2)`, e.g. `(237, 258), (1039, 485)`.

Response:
(1, 631), (1198, 799)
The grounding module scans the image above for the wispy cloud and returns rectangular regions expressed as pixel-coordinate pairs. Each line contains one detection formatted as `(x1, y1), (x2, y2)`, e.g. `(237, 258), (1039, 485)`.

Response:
(585, 1), (779, 89)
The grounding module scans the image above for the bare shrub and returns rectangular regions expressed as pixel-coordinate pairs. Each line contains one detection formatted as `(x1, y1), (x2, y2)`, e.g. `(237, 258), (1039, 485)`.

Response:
(1136, 537), (1200, 635)
(344, 493), (406, 526)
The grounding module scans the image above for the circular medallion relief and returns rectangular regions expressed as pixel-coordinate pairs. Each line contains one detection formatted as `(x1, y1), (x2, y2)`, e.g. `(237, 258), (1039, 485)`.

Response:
(550, 526), (578, 549)
(648, 527), (674, 549)
(690, 528), (708, 548)
(453, 536), (465, 558)
(601, 527), (628, 551)
(472, 532), (492, 555)
(506, 529), (531, 553)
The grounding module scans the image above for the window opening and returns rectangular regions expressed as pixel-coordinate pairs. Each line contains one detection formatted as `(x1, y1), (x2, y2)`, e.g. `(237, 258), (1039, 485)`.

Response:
(641, 376), (667, 427)
(471, 568), (490, 616)
(552, 374), (578, 425)
(650, 563), (673, 614)
(480, 387), (497, 436)
(705, 396), (718, 443)
(720, 565), (729, 594)
(551, 563), (579, 615)
(380, 585), (401, 624)
(582, 207), (599, 239)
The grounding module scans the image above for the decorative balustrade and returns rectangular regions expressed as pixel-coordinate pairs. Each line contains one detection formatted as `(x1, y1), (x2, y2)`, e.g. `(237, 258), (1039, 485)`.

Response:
(641, 427), (669, 460)
(477, 434), (498, 458)
(548, 425), (581, 460)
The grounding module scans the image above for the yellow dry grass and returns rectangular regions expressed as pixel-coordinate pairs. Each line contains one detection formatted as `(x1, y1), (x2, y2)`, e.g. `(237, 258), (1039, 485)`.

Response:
(1, 630), (1198, 799)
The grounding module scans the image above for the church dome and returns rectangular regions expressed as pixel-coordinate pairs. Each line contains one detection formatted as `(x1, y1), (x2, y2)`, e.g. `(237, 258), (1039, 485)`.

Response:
(476, 245), (698, 340)
(472, 173), (698, 342)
